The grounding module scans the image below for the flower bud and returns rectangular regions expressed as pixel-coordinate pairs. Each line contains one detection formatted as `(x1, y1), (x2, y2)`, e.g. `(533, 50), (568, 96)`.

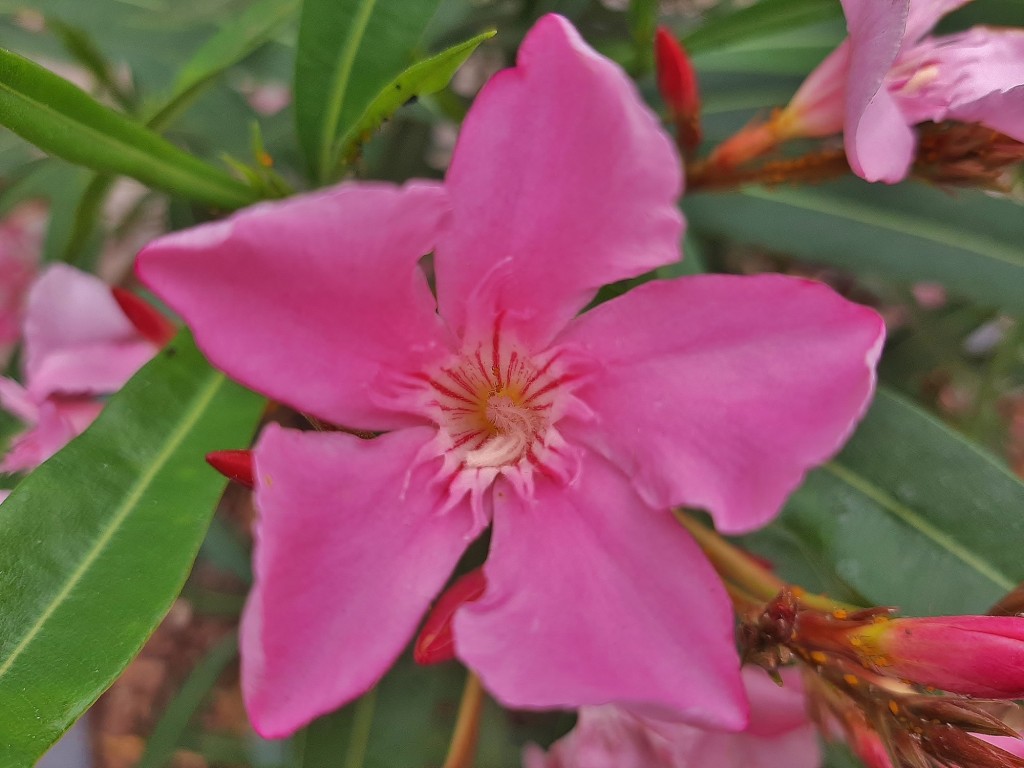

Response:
(111, 287), (176, 346)
(845, 616), (1024, 698)
(413, 568), (487, 665)
(206, 449), (254, 489)
(654, 27), (701, 155)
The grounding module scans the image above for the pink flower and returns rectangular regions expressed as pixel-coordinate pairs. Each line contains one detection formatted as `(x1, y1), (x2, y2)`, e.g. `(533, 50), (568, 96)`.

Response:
(136, 14), (884, 738)
(0, 203), (45, 361)
(522, 668), (820, 768)
(784, 0), (1024, 182)
(0, 265), (161, 473)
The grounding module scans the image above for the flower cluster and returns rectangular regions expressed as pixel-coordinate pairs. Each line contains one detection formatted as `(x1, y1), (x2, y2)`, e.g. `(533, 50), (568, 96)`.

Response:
(741, 589), (1024, 768)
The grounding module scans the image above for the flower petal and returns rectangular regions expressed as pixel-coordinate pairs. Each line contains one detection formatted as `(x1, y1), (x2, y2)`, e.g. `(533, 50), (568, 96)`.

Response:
(0, 376), (38, 424)
(453, 450), (746, 730)
(904, 0), (971, 44)
(24, 265), (155, 398)
(137, 182), (455, 432)
(558, 275), (884, 534)
(841, 0), (916, 182)
(242, 424), (479, 738)
(0, 399), (94, 473)
(900, 28), (1024, 142)
(435, 13), (683, 348)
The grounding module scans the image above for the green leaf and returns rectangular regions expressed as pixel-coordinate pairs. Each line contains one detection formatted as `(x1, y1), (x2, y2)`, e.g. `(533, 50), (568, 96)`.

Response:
(294, 0), (443, 181)
(764, 387), (1024, 616)
(681, 0), (842, 54)
(146, 0), (301, 131)
(0, 332), (264, 766)
(684, 178), (1024, 315)
(331, 30), (495, 170)
(137, 634), (240, 768)
(0, 48), (258, 209)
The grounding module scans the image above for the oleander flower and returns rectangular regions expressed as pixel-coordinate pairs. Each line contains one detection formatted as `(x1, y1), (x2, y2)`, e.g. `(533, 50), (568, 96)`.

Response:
(137, 14), (884, 738)
(0, 265), (161, 473)
(782, 0), (1024, 182)
(522, 668), (820, 768)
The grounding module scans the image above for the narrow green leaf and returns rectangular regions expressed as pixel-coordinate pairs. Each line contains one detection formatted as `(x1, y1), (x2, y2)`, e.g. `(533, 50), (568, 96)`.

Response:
(146, 0), (301, 131)
(137, 634), (239, 768)
(769, 387), (1024, 615)
(46, 16), (137, 112)
(685, 179), (1024, 315)
(0, 48), (257, 209)
(0, 332), (264, 766)
(331, 30), (495, 171)
(294, 0), (443, 181)
(681, 0), (842, 54)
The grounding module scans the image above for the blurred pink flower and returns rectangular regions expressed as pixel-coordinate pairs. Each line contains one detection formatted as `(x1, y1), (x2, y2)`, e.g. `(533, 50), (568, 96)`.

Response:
(0, 265), (160, 473)
(0, 203), (45, 361)
(783, 0), (1024, 181)
(138, 14), (883, 738)
(523, 668), (820, 768)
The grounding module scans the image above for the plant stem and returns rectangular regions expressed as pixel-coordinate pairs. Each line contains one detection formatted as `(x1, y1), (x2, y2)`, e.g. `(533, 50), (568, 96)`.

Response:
(442, 671), (485, 768)
(675, 510), (860, 613)
(675, 511), (785, 601)
(341, 687), (377, 768)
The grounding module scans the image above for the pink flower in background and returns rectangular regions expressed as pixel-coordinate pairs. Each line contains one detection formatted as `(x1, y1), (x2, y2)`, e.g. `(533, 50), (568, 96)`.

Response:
(0, 202), (45, 361)
(523, 668), (820, 768)
(782, 0), (1024, 182)
(0, 265), (162, 473)
(138, 14), (884, 738)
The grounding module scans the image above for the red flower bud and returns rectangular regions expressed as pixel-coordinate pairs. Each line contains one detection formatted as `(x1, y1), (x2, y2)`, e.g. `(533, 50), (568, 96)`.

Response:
(654, 27), (701, 155)
(206, 449), (254, 489)
(847, 616), (1024, 698)
(111, 287), (176, 346)
(414, 568), (487, 665)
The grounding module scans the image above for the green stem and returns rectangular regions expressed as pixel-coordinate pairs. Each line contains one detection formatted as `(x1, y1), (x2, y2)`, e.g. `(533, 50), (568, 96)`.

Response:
(442, 671), (484, 768)
(342, 687), (377, 768)
(675, 510), (860, 613)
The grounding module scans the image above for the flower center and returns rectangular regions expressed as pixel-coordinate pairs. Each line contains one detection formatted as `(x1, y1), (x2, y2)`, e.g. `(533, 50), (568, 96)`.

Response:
(419, 327), (571, 469)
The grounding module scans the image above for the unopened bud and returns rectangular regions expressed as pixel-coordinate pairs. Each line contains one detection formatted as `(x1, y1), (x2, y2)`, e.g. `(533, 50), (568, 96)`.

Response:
(414, 568), (486, 665)
(654, 27), (701, 156)
(206, 449), (254, 488)
(112, 287), (176, 346)
(845, 616), (1024, 698)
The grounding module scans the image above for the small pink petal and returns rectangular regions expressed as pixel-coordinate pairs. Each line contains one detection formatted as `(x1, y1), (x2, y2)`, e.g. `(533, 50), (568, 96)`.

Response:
(138, 182), (456, 432)
(435, 13), (683, 348)
(841, 0), (916, 182)
(976, 734), (1024, 759)
(783, 42), (850, 138)
(525, 706), (678, 768)
(904, 0), (972, 44)
(897, 28), (1024, 142)
(524, 668), (817, 768)
(559, 274), (884, 534)
(0, 400), (84, 473)
(24, 265), (155, 398)
(0, 490), (9, 504)
(242, 424), (480, 738)
(454, 450), (746, 730)
(0, 376), (39, 424)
